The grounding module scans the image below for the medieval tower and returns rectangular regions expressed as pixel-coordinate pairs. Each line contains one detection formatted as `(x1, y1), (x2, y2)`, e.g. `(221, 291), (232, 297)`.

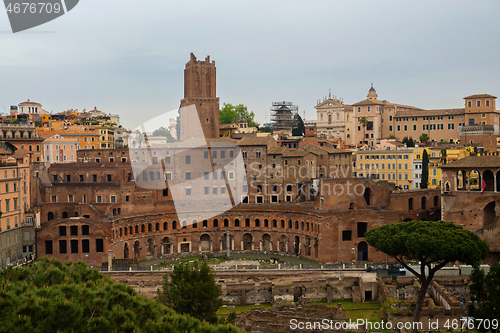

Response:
(179, 53), (220, 141)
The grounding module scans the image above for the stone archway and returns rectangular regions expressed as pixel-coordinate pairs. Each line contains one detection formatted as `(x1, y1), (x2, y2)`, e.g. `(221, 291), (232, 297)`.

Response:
(364, 188), (372, 206)
(262, 234), (272, 252)
(304, 236), (311, 256)
(484, 201), (496, 226)
(161, 237), (171, 255)
(243, 233), (253, 250)
(200, 234), (211, 251)
(134, 240), (140, 259)
(483, 170), (494, 192)
(358, 241), (368, 261)
(279, 235), (288, 252)
(124, 243), (129, 259)
(294, 236), (300, 255)
(146, 238), (155, 257)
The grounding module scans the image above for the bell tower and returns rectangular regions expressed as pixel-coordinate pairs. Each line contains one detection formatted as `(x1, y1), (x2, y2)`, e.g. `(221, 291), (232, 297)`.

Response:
(179, 53), (220, 140)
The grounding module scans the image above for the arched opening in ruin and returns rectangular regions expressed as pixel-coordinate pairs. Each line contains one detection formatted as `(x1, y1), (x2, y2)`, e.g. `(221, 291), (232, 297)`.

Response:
(408, 198), (413, 211)
(47, 212), (54, 221)
(358, 241), (368, 261)
(445, 182), (451, 192)
(349, 202), (355, 210)
(314, 238), (319, 259)
(112, 208), (116, 216)
(421, 197), (427, 210)
(74, 212), (79, 217)
(141, 224), (145, 232)
(304, 236), (311, 256)
(148, 223), (152, 232)
(497, 171), (500, 192)
(62, 211), (68, 219)
(119, 228), (123, 237)
(146, 238), (154, 256)
(155, 222), (160, 231)
(134, 240), (140, 259)
(433, 196), (439, 207)
(469, 170), (480, 191)
(124, 243), (129, 259)
(364, 188), (372, 206)
(243, 233), (253, 250)
(262, 234), (272, 252)
(279, 235), (287, 252)
(483, 170), (494, 192)
(294, 236), (300, 255)
(484, 201), (496, 227)
(457, 170), (467, 190)
(221, 233), (232, 251)
(161, 237), (171, 255)
(200, 234), (211, 251)
(163, 222), (168, 230)
(172, 221), (177, 229)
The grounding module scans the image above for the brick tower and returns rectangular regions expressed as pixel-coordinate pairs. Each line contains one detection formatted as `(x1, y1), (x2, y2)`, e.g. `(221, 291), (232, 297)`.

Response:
(179, 53), (220, 141)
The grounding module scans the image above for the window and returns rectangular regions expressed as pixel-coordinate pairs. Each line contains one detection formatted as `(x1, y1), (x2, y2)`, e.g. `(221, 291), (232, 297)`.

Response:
(256, 151), (261, 158)
(204, 151), (209, 159)
(185, 172), (191, 180)
(448, 123), (454, 129)
(45, 241), (53, 254)
(204, 187), (209, 195)
(59, 240), (67, 254)
(70, 225), (78, 236)
(486, 100), (490, 106)
(389, 125), (392, 131)
(397, 125), (400, 131)
(110, 195), (116, 203)
(96, 239), (104, 252)
(70, 240), (78, 253)
(220, 151), (225, 158)
(82, 240), (90, 253)
(357, 222), (368, 238)
(186, 188), (191, 195)
(212, 150), (217, 158)
(82, 225), (89, 235)
(404, 125), (407, 131)
(68, 194), (74, 202)
(342, 230), (352, 241)
(185, 155), (191, 164)
(92, 174), (97, 182)
(107, 174), (112, 182)
(413, 125), (416, 131)
(165, 156), (171, 164)
(96, 195), (103, 203)
(477, 101), (481, 107)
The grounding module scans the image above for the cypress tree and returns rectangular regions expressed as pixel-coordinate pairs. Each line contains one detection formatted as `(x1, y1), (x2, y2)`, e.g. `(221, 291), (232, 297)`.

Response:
(421, 149), (429, 189)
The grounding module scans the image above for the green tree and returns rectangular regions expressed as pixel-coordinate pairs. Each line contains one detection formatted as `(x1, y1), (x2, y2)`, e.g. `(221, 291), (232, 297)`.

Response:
(359, 117), (368, 144)
(153, 126), (177, 143)
(419, 133), (429, 144)
(0, 258), (237, 333)
(259, 126), (272, 133)
(469, 262), (500, 332)
(158, 262), (223, 324)
(219, 103), (256, 127)
(421, 149), (429, 189)
(292, 114), (305, 136)
(365, 220), (489, 333)
(402, 136), (415, 147)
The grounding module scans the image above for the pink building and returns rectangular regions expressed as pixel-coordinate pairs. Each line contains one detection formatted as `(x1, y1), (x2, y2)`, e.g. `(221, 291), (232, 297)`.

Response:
(42, 134), (78, 166)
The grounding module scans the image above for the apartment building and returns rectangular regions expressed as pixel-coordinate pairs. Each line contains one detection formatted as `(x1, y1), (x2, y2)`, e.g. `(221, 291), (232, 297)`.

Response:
(42, 134), (78, 166)
(356, 149), (415, 190)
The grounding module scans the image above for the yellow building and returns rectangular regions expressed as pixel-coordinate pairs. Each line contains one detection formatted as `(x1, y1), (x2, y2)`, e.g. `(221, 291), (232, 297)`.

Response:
(413, 147), (471, 189)
(95, 124), (115, 149)
(356, 149), (414, 190)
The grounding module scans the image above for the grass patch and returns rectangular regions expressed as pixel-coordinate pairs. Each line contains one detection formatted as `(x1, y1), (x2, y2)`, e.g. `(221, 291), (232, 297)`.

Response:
(217, 303), (272, 315)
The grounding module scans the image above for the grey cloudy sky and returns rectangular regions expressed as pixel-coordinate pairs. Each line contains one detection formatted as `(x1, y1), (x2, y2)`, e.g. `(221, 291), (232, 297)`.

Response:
(1, 0), (500, 129)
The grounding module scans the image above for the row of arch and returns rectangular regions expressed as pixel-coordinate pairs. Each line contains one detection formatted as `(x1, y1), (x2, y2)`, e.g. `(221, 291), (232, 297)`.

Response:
(113, 217), (320, 240)
(120, 232), (321, 260)
(408, 195), (440, 211)
(456, 169), (500, 192)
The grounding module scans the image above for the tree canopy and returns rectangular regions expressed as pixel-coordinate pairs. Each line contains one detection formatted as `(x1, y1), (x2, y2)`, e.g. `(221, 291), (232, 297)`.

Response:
(469, 262), (500, 331)
(158, 262), (223, 324)
(292, 114), (305, 136)
(219, 103), (256, 127)
(402, 136), (415, 147)
(419, 133), (429, 143)
(0, 258), (238, 333)
(366, 220), (489, 333)
(152, 126), (177, 143)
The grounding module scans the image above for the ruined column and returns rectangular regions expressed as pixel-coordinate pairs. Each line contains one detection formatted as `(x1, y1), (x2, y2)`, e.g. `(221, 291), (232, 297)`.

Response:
(107, 250), (112, 272)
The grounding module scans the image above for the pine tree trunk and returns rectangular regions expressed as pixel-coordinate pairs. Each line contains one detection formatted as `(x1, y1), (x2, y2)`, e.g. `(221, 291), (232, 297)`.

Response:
(412, 279), (429, 333)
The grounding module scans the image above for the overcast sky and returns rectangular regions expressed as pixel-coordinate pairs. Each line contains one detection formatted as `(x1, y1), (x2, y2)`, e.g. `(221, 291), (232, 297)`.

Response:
(1, 0), (500, 129)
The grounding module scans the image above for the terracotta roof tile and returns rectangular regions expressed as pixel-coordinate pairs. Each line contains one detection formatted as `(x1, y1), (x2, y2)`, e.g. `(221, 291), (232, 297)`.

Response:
(441, 156), (500, 169)
(464, 94), (497, 99)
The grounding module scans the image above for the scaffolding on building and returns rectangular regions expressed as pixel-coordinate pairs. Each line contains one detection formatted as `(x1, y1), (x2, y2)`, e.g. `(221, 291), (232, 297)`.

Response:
(270, 101), (299, 130)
